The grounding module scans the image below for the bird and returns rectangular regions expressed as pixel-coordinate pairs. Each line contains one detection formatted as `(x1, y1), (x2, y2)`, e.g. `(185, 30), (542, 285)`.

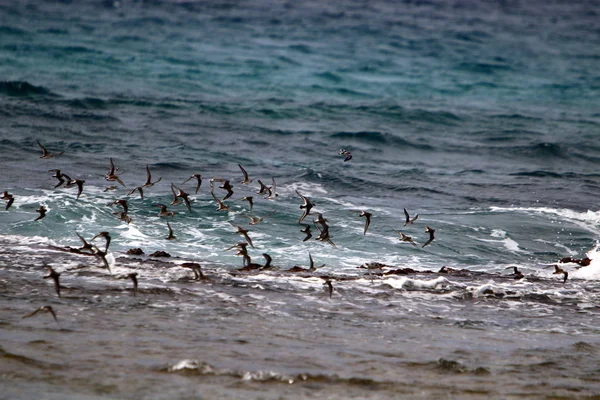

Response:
(238, 164), (252, 184)
(75, 232), (94, 253)
(296, 190), (314, 223)
(512, 266), (524, 279)
(239, 253), (273, 271)
(48, 169), (71, 188)
(339, 149), (352, 162)
(404, 208), (419, 226)
(35, 205), (47, 221)
(103, 185), (118, 192)
(323, 279), (333, 299)
(108, 200), (131, 215)
(229, 222), (255, 248)
(43, 265), (61, 298)
(314, 222), (336, 247)
(217, 179), (234, 201)
(1, 191), (14, 210)
(266, 177), (278, 200)
(170, 183), (182, 206)
(155, 203), (175, 217)
(37, 140), (63, 159)
(113, 211), (132, 224)
(171, 183), (191, 211)
(314, 212), (329, 228)
(553, 265), (568, 283)
(182, 174), (202, 194)
(91, 231), (111, 253)
(127, 186), (144, 200)
(256, 179), (269, 195)
(166, 222), (176, 240)
(66, 179), (85, 200)
(105, 158), (125, 186)
(357, 210), (372, 235)
(92, 246), (111, 273)
(143, 165), (162, 187)
(244, 215), (265, 226)
(300, 224), (312, 241)
(179, 262), (205, 280)
(22, 305), (60, 328)
(422, 226), (435, 248)
(239, 196), (254, 211)
(394, 230), (417, 246)
(287, 252), (325, 272)
(243, 210), (275, 225)
(120, 272), (138, 296)
(210, 185), (229, 211)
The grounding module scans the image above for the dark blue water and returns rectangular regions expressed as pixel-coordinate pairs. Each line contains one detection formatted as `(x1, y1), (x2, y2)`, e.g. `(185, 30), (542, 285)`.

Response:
(1, 1), (600, 398)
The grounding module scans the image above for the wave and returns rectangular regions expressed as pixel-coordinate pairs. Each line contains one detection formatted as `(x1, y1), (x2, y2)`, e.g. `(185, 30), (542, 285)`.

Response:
(0, 25), (28, 36)
(165, 358), (402, 386)
(456, 61), (512, 75)
(0, 81), (56, 97)
(330, 130), (435, 150)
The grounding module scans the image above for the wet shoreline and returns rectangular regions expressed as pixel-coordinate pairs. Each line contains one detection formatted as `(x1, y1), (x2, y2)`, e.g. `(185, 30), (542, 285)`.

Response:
(2, 238), (599, 399)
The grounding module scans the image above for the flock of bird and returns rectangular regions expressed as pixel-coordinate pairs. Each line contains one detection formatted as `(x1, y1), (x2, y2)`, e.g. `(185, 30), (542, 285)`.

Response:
(2, 141), (577, 326)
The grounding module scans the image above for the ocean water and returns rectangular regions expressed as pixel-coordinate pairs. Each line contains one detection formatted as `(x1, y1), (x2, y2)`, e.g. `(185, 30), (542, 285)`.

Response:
(1, 0), (600, 398)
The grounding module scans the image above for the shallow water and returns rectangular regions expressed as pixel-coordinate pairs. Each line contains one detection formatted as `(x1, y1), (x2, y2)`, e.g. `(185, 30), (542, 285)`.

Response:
(1, 0), (600, 398)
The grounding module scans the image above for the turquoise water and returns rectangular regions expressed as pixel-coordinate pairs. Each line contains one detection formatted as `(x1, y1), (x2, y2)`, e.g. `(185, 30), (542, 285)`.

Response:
(1, 1), (600, 398)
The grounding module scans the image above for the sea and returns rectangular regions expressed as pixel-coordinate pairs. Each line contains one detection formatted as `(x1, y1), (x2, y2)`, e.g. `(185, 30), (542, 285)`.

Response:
(1, 0), (600, 398)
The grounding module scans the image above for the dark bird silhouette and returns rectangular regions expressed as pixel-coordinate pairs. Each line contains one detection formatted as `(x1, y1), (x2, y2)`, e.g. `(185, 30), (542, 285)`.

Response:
(109, 199), (128, 214)
(1, 191), (14, 210)
(324, 279), (333, 298)
(404, 208), (418, 226)
(48, 169), (71, 188)
(358, 210), (372, 235)
(218, 179), (234, 201)
(143, 165), (162, 187)
(43, 265), (61, 298)
(75, 232), (94, 253)
(300, 224), (312, 242)
(182, 174), (202, 194)
(422, 226), (435, 248)
(166, 222), (176, 240)
(91, 231), (111, 252)
(66, 179), (85, 200)
(238, 164), (252, 184)
(23, 305), (61, 328)
(210, 185), (229, 211)
(553, 265), (568, 283)
(180, 263), (205, 280)
(127, 186), (144, 200)
(240, 196), (254, 211)
(230, 222), (255, 248)
(288, 252), (325, 272)
(256, 179), (269, 196)
(171, 183), (192, 211)
(120, 272), (138, 296)
(35, 205), (47, 221)
(339, 149), (352, 161)
(92, 246), (111, 273)
(296, 190), (314, 223)
(512, 266), (524, 279)
(105, 158), (125, 186)
(239, 253), (273, 271)
(37, 140), (63, 158)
